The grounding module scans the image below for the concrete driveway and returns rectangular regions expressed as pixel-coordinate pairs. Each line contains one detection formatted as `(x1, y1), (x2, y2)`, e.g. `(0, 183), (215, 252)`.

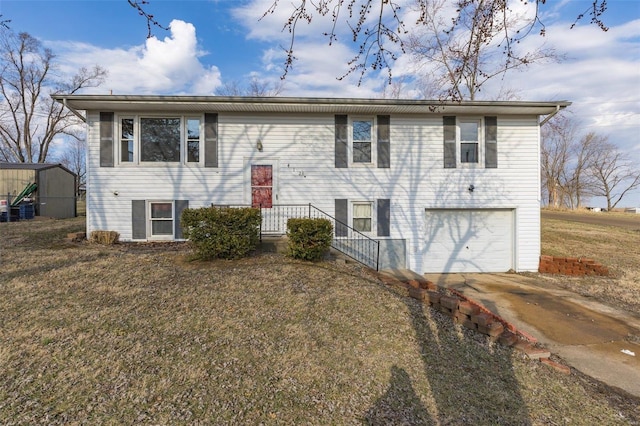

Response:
(424, 272), (640, 397)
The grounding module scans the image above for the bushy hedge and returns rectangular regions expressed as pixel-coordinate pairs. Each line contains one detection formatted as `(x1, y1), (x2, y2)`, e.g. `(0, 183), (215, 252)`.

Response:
(286, 218), (333, 261)
(181, 206), (261, 260)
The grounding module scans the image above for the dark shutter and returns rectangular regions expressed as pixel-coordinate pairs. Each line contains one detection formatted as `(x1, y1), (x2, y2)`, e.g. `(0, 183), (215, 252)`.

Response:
(377, 199), (390, 237)
(204, 113), (218, 168)
(100, 112), (114, 167)
(335, 115), (348, 168)
(132, 200), (146, 240)
(174, 200), (189, 239)
(335, 199), (348, 237)
(485, 116), (497, 168)
(443, 116), (456, 169)
(377, 115), (390, 168)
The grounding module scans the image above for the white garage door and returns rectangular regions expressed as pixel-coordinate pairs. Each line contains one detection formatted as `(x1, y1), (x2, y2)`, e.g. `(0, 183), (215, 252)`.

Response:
(423, 209), (514, 273)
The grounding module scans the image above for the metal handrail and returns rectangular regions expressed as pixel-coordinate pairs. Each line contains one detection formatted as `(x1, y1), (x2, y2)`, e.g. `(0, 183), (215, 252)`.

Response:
(308, 204), (380, 271)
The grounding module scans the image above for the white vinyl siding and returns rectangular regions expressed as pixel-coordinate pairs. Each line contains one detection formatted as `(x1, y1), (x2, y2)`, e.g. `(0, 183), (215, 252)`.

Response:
(85, 111), (541, 272)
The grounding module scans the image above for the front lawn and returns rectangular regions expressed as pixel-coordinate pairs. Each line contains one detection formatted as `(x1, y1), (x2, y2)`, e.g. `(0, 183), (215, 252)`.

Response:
(0, 217), (637, 424)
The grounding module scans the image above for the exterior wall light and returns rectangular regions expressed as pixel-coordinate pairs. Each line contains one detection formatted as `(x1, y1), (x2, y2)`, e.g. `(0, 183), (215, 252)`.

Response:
(256, 139), (263, 151)
(468, 185), (475, 193)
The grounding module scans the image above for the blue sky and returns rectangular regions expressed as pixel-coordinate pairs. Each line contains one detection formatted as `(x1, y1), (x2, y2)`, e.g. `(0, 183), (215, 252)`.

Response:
(1, 0), (639, 206)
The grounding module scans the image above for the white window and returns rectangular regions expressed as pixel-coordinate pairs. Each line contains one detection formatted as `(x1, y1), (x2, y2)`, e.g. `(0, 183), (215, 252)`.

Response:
(120, 117), (135, 163)
(459, 120), (480, 164)
(140, 117), (180, 162)
(186, 117), (201, 163)
(444, 116), (495, 168)
(352, 119), (372, 163)
(117, 115), (203, 165)
(352, 202), (373, 233)
(149, 201), (174, 240)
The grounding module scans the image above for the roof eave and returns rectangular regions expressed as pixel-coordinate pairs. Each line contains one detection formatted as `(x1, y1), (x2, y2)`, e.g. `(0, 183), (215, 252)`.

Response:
(52, 95), (571, 116)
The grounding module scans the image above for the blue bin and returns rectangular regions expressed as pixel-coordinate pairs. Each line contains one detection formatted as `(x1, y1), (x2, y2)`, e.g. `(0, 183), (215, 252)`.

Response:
(19, 203), (35, 220)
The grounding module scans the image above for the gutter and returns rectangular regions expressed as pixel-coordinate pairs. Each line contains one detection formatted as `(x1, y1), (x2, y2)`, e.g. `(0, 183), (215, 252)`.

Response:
(63, 98), (87, 123)
(540, 104), (563, 127)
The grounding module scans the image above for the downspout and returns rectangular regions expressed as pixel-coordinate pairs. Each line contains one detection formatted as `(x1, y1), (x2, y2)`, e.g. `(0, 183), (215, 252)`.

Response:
(63, 98), (87, 123)
(540, 105), (561, 127)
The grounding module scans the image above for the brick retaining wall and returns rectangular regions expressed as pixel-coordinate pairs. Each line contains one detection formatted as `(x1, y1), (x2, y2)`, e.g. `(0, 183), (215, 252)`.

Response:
(375, 275), (569, 374)
(538, 255), (608, 276)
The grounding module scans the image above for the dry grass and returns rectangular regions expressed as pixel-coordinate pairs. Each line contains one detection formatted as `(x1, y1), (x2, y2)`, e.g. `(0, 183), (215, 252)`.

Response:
(541, 213), (640, 313)
(89, 230), (120, 245)
(1, 217), (638, 424)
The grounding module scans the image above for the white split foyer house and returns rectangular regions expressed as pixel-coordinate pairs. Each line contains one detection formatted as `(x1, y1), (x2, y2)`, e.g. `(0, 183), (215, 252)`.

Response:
(54, 95), (570, 273)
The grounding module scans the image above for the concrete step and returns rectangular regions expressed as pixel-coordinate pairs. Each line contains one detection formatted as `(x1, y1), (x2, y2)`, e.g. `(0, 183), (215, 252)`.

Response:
(259, 236), (288, 253)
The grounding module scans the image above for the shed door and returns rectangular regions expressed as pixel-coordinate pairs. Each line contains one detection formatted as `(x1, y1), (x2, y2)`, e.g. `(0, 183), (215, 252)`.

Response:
(423, 209), (514, 273)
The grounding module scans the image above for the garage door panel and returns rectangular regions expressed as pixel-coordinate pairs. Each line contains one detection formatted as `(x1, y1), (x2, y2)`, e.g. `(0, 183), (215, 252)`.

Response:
(424, 209), (514, 273)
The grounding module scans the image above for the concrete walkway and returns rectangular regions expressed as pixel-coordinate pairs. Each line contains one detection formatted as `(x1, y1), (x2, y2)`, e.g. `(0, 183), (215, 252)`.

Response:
(421, 272), (640, 398)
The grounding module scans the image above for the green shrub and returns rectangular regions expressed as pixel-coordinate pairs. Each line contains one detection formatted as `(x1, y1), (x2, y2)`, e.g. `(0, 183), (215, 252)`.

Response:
(181, 206), (261, 260)
(286, 218), (333, 261)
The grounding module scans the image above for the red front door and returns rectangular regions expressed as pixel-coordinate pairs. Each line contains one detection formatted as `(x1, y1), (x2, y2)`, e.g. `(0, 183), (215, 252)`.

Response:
(251, 165), (273, 208)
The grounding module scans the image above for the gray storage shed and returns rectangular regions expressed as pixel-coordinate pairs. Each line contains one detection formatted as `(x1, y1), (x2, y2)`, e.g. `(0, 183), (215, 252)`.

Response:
(0, 162), (77, 219)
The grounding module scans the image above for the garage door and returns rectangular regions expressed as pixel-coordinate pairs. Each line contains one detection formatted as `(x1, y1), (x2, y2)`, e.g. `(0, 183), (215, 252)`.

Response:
(423, 209), (514, 273)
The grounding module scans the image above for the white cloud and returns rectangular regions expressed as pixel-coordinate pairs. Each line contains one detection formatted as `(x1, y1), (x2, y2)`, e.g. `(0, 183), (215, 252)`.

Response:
(493, 19), (640, 155)
(233, 0), (417, 97)
(49, 20), (222, 95)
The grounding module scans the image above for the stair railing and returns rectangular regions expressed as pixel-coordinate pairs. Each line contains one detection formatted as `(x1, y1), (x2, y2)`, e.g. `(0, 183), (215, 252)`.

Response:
(209, 203), (380, 270)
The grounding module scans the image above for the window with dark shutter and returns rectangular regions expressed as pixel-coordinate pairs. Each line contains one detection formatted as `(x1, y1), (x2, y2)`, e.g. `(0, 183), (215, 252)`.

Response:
(174, 200), (189, 239)
(335, 115), (348, 168)
(377, 199), (390, 237)
(377, 115), (390, 168)
(485, 116), (497, 168)
(443, 116), (456, 168)
(100, 112), (114, 167)
(335, 199), (348, 236)
(204, 113), (218, 168)
(132, 200), (146, 240)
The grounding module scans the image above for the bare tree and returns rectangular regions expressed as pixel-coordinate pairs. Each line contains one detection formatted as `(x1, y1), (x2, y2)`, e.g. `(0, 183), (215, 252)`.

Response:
(215, 76), (284, 97)
(0, 30), (106, 163)
(127, 0), (167, 38)
(130, 0), (608, 88)
(588, 140), (640, 211)
(379, 76), (409, 99)
(567, 132), (602, 209)
(262, 0), (605, 85)
(57, 137), (86, 196)
(540, 114), (575, 208)
(407, 0), (560, 101)
(542, 114), (639, 210)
